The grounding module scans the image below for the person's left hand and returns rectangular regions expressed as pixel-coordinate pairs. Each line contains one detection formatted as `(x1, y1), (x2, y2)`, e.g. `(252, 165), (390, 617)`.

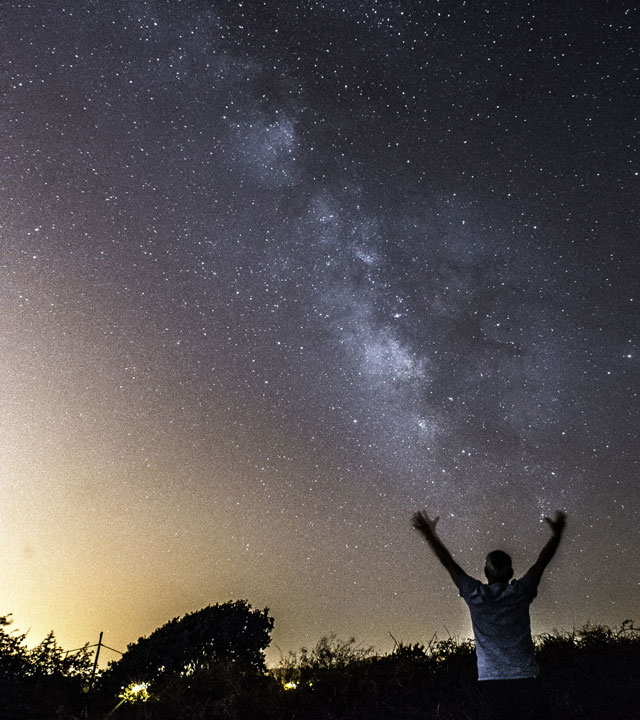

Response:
(544, 510), (567, 537)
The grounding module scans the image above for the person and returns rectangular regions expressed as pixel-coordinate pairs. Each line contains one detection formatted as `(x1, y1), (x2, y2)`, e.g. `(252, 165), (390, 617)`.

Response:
(411, 509), (567, 720)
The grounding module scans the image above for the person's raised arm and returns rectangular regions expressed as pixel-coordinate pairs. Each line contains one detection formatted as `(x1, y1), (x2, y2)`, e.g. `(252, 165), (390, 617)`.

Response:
(527, 511), (567, 586)
(411, 511), (463, 587)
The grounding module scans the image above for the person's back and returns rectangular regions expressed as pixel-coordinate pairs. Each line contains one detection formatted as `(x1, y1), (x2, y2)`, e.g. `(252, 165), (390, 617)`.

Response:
(458, 571), (538, 680)
(411, 510), (566, 720)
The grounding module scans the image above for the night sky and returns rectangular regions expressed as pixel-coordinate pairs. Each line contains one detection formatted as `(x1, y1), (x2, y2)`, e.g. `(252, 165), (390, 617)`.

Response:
(3, 1), (638, 664)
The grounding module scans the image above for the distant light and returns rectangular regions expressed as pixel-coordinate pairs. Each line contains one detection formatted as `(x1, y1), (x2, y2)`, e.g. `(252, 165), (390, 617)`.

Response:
(119, 682), (150, 703)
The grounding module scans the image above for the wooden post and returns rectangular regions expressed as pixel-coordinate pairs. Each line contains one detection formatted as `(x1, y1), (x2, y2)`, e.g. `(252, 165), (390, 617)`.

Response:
(89, 631), (103, 691)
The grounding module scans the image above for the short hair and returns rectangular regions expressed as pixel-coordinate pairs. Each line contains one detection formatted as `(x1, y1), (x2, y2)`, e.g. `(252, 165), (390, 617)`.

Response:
(485, 550), (513, 581)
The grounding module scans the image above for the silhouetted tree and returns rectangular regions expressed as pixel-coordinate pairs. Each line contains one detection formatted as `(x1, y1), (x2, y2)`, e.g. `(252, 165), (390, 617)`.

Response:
(0, 615), (92, 719)
(28, 630), (92, 678)
(0, 615), (28, 676)
(101, 600), (274, 697)
(0, 615), (30, 713)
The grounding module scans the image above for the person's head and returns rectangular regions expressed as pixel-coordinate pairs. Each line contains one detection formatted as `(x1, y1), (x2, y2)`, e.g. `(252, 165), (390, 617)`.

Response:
(484, 550), (513, 584)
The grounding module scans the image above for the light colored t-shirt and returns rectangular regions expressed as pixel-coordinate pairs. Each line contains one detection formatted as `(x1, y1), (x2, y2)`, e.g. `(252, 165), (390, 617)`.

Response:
(458, 570), (539, 681)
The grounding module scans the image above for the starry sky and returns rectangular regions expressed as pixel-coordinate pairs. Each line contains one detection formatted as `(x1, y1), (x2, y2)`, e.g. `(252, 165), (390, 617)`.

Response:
(3, 1), (638, 664)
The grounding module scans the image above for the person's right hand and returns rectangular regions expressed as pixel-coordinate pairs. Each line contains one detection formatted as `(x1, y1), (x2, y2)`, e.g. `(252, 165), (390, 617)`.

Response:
(544, 510), (567, 537)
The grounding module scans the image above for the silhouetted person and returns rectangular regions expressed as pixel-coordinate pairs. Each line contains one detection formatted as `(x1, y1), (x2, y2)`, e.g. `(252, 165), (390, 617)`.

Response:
(412, 509), (567, 720)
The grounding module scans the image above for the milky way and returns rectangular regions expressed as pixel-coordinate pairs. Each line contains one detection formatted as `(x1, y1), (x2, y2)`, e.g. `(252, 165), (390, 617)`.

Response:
(2, 1), (638, 662)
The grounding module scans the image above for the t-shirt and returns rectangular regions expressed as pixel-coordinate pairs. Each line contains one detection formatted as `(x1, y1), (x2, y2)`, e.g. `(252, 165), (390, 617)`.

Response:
(458, 570), (539, 681)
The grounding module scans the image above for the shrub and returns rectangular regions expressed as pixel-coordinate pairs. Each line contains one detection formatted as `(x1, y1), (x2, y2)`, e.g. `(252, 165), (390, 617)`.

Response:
(0, 615), (92, 719)
(98, 600), (274, 713)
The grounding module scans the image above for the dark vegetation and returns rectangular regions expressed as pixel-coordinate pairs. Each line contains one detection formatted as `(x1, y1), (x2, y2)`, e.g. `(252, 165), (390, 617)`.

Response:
(0, 606), (637, 720)
(0, 615), (92, 719)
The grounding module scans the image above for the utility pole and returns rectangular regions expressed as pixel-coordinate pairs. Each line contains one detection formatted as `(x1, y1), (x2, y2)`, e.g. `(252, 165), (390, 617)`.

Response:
(89, 631), (103, 691)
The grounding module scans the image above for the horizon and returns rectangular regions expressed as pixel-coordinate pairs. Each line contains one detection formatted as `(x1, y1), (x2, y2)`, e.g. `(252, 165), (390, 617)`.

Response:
(6, 600), (636, 672)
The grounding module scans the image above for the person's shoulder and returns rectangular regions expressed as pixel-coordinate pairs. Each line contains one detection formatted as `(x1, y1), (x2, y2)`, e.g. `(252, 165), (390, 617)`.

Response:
(516, 570), (538, 587)
(458, 570), (481, 598)
(513, 571), (539, 598)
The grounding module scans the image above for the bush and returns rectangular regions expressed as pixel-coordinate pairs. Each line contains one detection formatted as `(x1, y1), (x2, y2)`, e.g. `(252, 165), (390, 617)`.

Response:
(536, 620), (640, 720)
(0, 611), (638, 719)
(98, 600), (274, 716)
(0, 615), (92, 719)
